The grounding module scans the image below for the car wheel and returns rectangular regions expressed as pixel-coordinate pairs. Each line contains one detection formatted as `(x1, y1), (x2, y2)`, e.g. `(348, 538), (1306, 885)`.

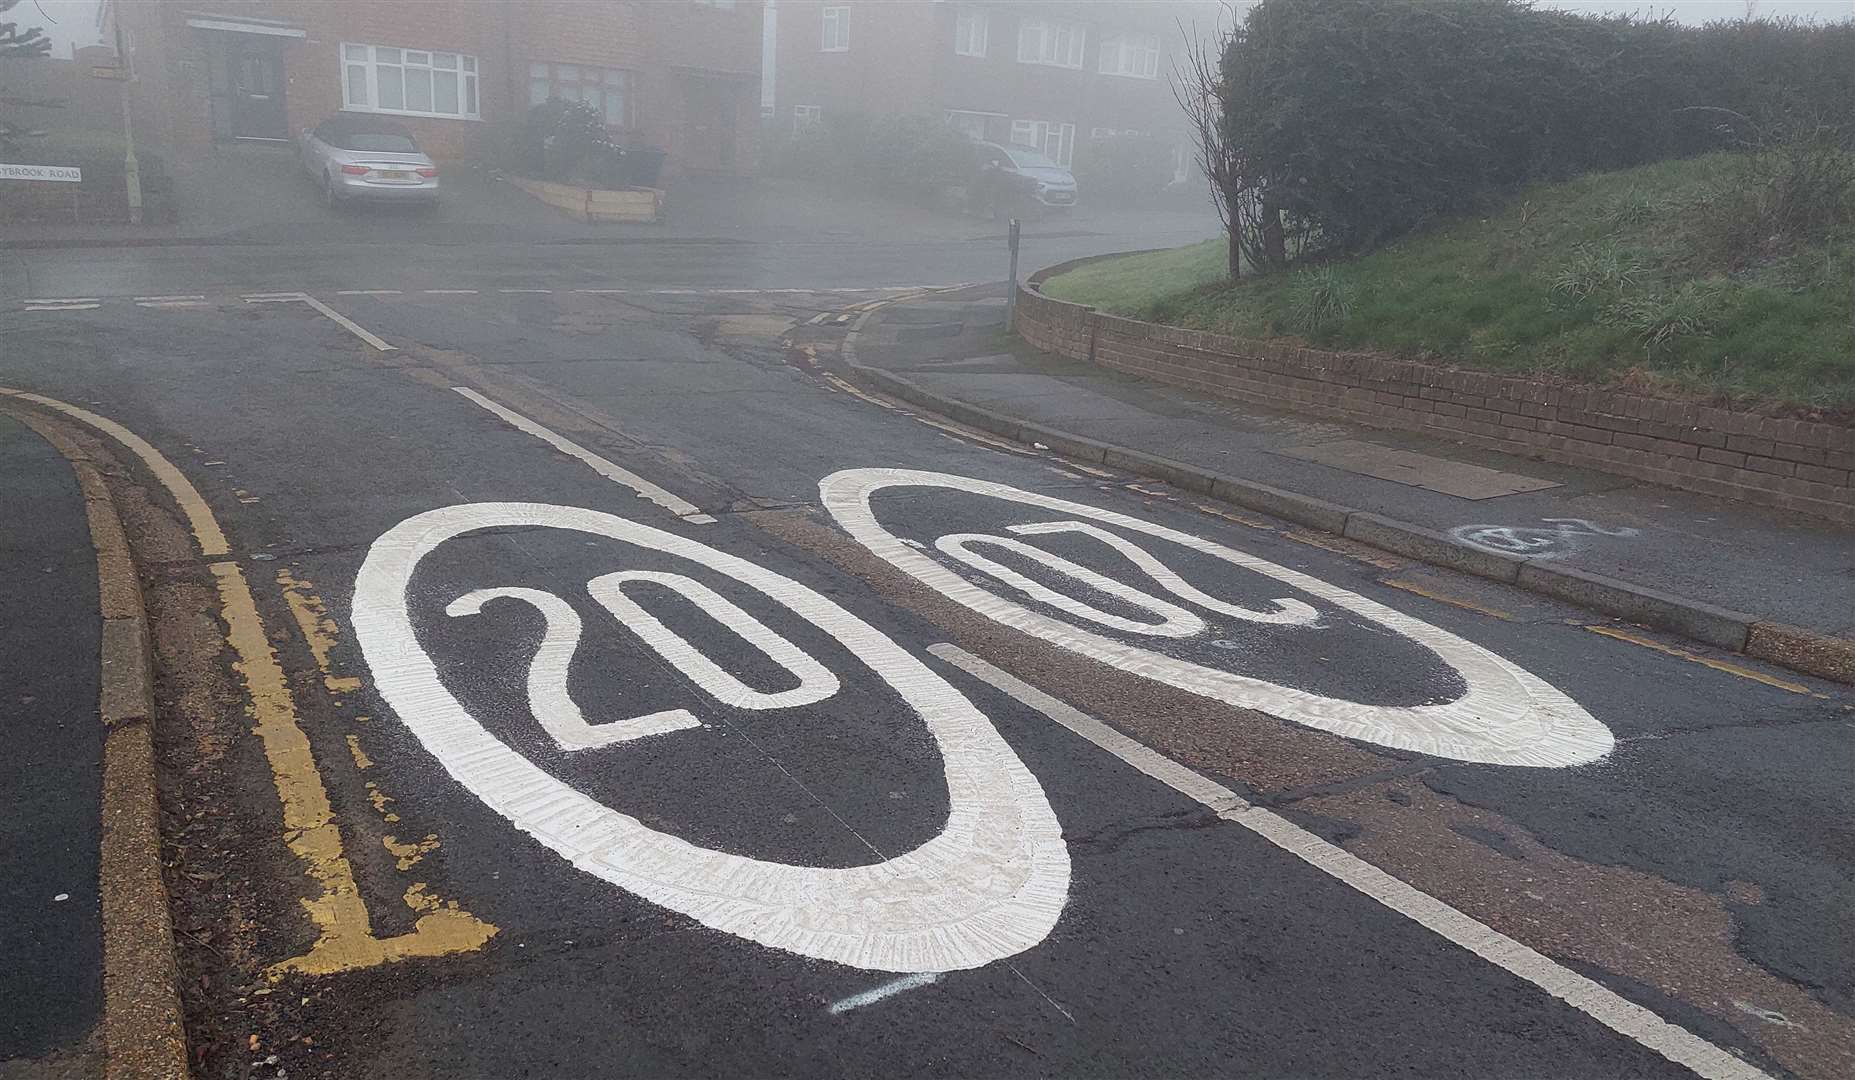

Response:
(322, 170), (340, 210)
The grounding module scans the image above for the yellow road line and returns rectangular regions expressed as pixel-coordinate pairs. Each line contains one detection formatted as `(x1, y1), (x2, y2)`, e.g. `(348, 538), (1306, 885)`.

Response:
(1192, 501), (1279, 530)
(1383, 577), (1515, 621)
(0, 387), (229, 555)
(821, 372), (900, 410)
(1281, 528), (1409, 570)
(277, 569), (364, 694)
(1586, 625), (1812, 694)
(10, 390), (494, 977)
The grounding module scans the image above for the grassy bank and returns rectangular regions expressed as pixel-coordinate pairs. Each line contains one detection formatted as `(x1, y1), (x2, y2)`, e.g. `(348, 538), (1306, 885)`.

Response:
(1040, 153), (1855, 410)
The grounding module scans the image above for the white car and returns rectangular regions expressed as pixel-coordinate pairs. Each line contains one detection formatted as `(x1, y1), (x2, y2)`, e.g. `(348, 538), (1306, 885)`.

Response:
(299, 116), (439, 209)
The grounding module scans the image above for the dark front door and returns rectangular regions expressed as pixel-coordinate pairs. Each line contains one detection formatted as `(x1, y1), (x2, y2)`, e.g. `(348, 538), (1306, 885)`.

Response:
(228, 41), (287, 141)
(681, 77), (738, 173)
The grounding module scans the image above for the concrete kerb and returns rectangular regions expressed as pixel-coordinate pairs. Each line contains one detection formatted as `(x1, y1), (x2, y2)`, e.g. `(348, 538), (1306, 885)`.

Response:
(834, 293), (1854, 687)
(1, 403), (190, 1080)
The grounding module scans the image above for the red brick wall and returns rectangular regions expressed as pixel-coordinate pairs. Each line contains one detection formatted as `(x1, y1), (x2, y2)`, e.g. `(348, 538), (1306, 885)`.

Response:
(1015, 282), (1855, 524)
(117, 0), (760, 172)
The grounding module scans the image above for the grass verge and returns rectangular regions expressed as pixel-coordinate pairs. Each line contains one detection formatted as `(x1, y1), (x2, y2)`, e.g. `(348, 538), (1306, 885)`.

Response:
(1040, 152), (1855, 411)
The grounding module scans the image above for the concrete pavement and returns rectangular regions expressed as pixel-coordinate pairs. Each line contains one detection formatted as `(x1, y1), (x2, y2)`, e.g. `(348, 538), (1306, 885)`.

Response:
(844, 285), (1855, 664)
(0, 219), (1849, 1080)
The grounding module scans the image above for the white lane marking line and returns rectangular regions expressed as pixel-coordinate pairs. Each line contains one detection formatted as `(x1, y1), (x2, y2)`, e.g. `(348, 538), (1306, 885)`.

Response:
(351, 503), (1069, 972)
(242, 292), (307, 300)
(22, 297), (98, 304)
(299, 295), (397, 352)
(423, 289), (479, 295)
(136, 300), (213, 309)
(448, 386), (714, 523)
(133, 294), (205, 302)
(1, 390), (230, 555)
(335, 289), (403, 296)
(499, 288), (553, 294)
(24, 303), (101, 311)
(573, 289), (629, 294)
(828, 973), (941, 1015)
(929, 643), (1774, 1080)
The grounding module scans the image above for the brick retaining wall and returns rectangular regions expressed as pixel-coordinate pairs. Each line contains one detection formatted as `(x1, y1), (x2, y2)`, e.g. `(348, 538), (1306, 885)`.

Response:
(1015, 281), (1855, 524)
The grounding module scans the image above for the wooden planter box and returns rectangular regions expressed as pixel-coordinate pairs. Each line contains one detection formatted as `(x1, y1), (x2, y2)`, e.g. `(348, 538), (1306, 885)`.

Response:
(510, 176), (662, 223)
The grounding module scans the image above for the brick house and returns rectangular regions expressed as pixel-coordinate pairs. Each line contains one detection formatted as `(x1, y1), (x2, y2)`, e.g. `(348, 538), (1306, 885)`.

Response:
(100, 0), (762, 175)
(767, 0), (1222, 179)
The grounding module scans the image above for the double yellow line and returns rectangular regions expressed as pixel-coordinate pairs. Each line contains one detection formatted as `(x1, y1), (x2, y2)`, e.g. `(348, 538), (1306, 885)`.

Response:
(7, 390), (495, 978)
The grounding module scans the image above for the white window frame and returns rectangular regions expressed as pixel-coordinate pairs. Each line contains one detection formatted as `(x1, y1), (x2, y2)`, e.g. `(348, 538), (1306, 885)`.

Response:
(1016, 18), (1085, 69)
(954, 7), (988, 58)
(822, 6), (850, 52)
(793, 104), (823, 133)
(341, 42), (480, 121)
(1009, 119), (1075, 168)
(1099, 32), (1160, 79)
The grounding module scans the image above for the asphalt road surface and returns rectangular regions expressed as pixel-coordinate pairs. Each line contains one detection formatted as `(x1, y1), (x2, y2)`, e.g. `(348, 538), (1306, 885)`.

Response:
(1, 225), (1850, 1080)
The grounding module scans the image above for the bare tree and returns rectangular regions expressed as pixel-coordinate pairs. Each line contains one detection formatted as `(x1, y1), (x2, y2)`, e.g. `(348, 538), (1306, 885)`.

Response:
(1173, 26), (1244, 280)
(1173, 17), (1287, 281)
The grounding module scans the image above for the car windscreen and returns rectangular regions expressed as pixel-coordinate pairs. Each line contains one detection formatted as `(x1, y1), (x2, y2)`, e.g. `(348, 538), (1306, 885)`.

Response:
(1003, 146), (1062, 170)
(330, 132), (420, 154)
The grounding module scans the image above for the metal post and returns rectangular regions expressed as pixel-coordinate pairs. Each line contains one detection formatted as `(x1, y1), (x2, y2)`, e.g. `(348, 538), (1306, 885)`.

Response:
(113, 20), (142, 225)
(1005, 217), (1021, 334)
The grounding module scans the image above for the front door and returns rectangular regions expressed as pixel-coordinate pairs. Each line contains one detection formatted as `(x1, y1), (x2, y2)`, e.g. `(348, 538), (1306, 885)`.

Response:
(228, 40), (287, 141)
(681, 77), (737, 173)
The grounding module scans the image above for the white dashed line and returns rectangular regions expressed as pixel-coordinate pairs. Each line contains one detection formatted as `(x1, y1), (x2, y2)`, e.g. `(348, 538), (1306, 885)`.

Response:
(499, 288), (553, 294)
(423, 289), (479, 295)
(448, 386), (714, 523)
(24, 302), (101, 311)
(133, 294), (206, 302)
(335, 289), (403, 296)
(22, 298), (97, 304)
(929, 643), (1775, 1080)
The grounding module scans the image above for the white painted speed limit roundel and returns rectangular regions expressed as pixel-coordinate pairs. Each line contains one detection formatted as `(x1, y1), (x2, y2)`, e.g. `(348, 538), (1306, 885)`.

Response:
(351, 502), (1068, 973)
(820, 469), (1613, 768)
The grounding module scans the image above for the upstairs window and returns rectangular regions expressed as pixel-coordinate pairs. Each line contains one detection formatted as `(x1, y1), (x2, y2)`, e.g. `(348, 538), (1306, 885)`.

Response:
(793, 104), (823, 132)
(1099, 33), (1160, 79)
(822, 6), (850, 52)
(341, 43), (480, 120)
(954, 7), (988, 58)
(1017, 18), (1085, 69)
(529, 62), (632, 128)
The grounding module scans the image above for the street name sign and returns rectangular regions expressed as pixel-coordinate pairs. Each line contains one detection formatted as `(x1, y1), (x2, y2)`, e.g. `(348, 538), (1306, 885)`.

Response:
(0, 164), (83, 183)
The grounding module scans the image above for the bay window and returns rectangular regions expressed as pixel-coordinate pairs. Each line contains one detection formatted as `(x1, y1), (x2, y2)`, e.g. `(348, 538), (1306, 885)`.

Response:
(341, 43), (479, 120)
(1009, 119), (1075, 167)
(530, 62), (632, 128)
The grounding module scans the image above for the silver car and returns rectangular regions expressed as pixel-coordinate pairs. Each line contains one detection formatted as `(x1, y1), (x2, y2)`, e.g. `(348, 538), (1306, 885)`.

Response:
(299, 116), (439, 208)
